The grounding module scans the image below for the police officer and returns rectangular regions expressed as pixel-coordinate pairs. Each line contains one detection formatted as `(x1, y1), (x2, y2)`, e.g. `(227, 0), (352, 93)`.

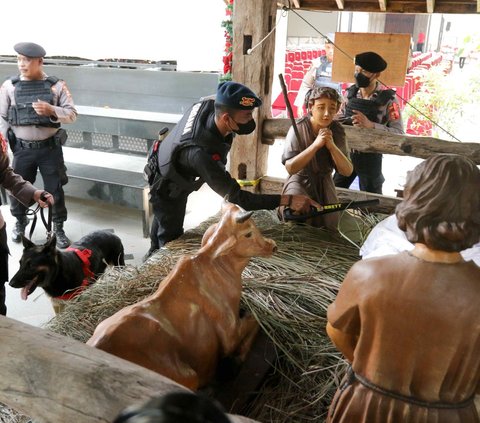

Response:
(0, 42), (77, 248)
(333, 51), (404, 194)
(145, 81), (321, 259)
(0, 132), (54, 315)
(295, 34), (342, 118)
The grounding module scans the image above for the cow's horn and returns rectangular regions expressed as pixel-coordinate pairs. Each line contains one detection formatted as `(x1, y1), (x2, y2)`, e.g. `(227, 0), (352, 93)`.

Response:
(236, 211), (254, 223)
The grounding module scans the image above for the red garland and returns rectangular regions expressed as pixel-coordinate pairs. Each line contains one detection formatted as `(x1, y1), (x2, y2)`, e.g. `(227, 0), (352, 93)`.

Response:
(221, 0), (234, 81)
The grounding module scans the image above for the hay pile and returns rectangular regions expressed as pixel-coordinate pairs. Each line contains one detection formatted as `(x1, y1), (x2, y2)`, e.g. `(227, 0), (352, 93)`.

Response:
(4, 210), (380, 423)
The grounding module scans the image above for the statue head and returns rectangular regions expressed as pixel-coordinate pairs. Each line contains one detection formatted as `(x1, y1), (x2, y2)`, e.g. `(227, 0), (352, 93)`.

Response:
(396, 154), (480, 252)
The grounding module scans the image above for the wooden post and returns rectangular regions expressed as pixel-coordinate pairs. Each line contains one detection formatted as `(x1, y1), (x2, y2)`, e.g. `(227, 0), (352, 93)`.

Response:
(0, 317), (258, 423)
(230, 0), (277, 190)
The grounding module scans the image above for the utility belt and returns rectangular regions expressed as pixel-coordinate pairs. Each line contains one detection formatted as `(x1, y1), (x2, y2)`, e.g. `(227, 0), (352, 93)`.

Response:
(8, 128), (67, 150)
(17, 137), (60, 149)
(344, 366), (474, 410)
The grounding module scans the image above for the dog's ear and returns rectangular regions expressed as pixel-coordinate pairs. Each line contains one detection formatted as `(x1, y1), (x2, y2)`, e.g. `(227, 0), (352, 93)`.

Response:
(44, 234), (57, 251)
(21, 235), (36, 250)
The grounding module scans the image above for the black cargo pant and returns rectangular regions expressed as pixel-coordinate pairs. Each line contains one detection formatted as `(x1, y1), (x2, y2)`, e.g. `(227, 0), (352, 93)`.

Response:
(149, 179), (189, 251)
(0, 224), (9, 315)
(9, 142), (68, 223)
(334, 151), (384, 195)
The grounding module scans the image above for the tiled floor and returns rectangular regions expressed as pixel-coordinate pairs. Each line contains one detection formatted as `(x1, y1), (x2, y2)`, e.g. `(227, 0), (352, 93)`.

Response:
(3, 184), (223, 327)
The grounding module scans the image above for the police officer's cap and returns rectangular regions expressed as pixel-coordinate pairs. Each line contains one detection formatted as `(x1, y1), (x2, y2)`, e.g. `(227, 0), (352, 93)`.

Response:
(14, 42), (46, 58)
(354, 51), (387, 73)
(215, 81), (262, 110)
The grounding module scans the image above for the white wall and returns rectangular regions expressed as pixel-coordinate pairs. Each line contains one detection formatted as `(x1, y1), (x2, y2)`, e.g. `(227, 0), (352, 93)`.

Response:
(0, 0), (225, 72)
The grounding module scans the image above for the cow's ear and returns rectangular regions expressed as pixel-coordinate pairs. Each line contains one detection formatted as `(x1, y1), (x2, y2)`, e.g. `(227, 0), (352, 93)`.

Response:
(201, 224), (218, 247)
(21, 235), (35, 249)
(212, 235), (236, 258)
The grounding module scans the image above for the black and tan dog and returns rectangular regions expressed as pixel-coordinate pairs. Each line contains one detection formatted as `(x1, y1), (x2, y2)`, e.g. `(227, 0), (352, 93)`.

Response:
(10, 230), (125, 313)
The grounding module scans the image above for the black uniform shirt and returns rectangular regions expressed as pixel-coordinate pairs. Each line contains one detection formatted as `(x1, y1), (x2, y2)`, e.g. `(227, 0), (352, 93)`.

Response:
(176, 112), (280, 211)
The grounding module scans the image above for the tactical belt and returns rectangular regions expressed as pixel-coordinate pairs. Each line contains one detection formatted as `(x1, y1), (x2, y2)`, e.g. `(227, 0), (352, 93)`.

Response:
(18, 137), (59, 149)
(352, 369), (474, 410)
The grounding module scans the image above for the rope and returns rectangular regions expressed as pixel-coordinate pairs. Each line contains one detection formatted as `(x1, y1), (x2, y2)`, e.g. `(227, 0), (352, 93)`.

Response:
(284, 6), (462, 142)
(246, 8), (287, 55)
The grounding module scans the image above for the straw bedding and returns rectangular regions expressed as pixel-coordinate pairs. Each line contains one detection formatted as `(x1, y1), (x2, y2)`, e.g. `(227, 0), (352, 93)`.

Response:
(2, 210), (378, 423)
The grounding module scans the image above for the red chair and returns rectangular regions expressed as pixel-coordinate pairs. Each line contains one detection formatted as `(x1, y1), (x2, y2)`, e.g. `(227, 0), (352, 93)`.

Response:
(291, 71), (304, 79)
(312, 50), (319, 59)
(287, 91), (299, 118)
(301, 51), (307, 61)
(284, 73), (292, 90)
(289, 78), (302, 92)
(287, 51), (295, 63)
(306, 50), (313, 60)
(271, 92), (286, 117)
(294, 51), (301, 61)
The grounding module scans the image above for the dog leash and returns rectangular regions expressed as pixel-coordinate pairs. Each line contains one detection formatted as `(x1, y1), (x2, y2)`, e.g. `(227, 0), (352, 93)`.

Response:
(27, 191), (53, 241)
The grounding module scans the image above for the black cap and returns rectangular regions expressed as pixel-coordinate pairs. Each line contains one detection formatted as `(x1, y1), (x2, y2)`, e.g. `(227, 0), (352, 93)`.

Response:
(215, 81), (262, 110)
(354, 51), (387, 73)
(14, 42), (46, 58)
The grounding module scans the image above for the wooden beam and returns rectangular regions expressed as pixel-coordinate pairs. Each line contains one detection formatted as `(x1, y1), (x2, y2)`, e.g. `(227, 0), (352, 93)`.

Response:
(231, 0), (277, 191)
(292, 0), (301, 7)
(0, 317), (257, 423)
(298, 0), (477, 14)
(426, 0), (435, 13)
(260, 176), (401, 214)
(335, 0), (345, 9)
(379, 0), (387, 12)
(478, 0), (480, 12)
(262, 118), (480, 164)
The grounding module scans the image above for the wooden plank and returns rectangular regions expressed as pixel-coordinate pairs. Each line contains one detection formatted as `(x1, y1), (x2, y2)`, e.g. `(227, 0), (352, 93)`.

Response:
(0, 317), (257, 423)
(259, 176), (401, 214)
(297, 0), (477, 14)
(335, 0), (345, 9)
(379, 0), (388, 11)
(331, 32), (411, 87)
(231, 0), (277, 190)
(262, 118), (480, 164)
(426, 0), (436, 12)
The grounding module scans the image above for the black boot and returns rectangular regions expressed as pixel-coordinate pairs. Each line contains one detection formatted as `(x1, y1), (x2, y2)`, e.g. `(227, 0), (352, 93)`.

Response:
(11, 216), (28, 243)
(54, 222), (70, 249)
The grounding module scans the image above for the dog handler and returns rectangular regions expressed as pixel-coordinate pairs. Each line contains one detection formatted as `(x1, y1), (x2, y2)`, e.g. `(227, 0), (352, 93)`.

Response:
(0, 42), (77, 248)
(0, 132), (53, 315)
(144, 81), (321, 259)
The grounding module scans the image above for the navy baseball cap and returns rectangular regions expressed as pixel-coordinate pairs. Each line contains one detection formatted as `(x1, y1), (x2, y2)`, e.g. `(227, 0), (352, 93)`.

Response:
(354, 51), (387, 73)
(14, 42), (46, 58)
(215, 81), (262, 110)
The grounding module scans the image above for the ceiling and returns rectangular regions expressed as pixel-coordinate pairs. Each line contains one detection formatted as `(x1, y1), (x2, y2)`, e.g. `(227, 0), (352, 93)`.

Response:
(280, 0), (479, 14)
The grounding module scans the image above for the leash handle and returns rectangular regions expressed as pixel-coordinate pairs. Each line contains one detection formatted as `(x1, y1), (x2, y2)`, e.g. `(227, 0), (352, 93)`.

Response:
(27, 191), (53, 241)
(283, 199), (380, 221)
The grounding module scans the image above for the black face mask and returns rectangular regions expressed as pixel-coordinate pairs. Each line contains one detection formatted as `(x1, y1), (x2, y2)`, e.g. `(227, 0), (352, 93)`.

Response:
(354, 72), (371, 88)
(230, 118), (256, 135)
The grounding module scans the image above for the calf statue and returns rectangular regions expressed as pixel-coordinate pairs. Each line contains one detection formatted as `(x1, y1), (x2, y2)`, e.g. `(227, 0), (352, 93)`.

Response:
(87, 202), (277, 390)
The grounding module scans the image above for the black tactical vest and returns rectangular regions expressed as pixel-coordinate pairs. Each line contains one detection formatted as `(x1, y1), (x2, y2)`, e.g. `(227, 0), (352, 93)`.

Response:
(157, 99), (230, 195)
(344, 85), (395, 124)
(7, 76), (61, 128)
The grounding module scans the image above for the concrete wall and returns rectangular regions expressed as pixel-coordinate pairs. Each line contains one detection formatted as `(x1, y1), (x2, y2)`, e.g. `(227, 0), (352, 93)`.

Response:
(0, 64), (219, 115)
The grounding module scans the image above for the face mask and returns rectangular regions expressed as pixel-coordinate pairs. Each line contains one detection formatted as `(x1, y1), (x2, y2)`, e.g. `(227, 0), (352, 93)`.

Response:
(354, 72), (371, 88)
(230, 118), (256, 135)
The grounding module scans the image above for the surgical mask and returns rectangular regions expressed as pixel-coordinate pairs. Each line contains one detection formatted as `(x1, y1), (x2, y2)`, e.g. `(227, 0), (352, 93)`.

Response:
(354, 72), (371, 88)
(230, 117), (256, 135)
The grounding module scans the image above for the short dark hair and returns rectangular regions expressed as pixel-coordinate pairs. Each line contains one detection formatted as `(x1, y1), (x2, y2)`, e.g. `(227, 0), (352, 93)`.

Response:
(214, 103), (238, 119)
(306, 86), (342, 111)
(396, 154), (480, 252)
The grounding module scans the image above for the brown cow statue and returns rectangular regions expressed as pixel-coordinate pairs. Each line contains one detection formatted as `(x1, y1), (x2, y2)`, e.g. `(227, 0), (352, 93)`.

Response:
(87, 202), (277, 390)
